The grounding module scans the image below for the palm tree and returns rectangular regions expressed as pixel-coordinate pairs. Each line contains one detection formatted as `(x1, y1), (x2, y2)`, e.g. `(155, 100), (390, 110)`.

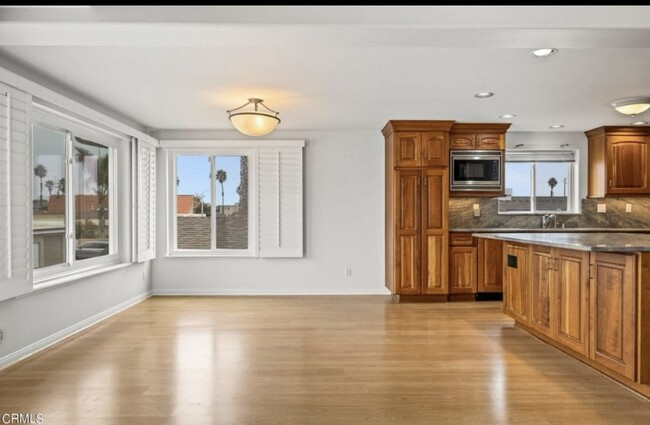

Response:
(45, 180), (55, 199)
(56, 178), (65, 196)
(34, 164), (47, 204)
(548, 177), (558, 197)
(95, 154), (109, 238)
(215, 169), (227, 213)
(75, 146), (92, 189)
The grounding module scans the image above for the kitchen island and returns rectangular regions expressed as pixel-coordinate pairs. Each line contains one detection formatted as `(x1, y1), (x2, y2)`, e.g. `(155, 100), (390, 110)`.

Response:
(474, 232), (650, 398)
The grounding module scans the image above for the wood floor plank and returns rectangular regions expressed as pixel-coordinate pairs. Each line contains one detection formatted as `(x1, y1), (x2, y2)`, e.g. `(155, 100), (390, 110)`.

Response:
(0, 296), (649, 424)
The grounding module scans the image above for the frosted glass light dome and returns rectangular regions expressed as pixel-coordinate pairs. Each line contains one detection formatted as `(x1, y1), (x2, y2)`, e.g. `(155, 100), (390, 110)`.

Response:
(227, 98), (281, 136)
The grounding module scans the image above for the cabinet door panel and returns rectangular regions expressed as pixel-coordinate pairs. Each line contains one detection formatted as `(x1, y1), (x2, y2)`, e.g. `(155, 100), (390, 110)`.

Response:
(424, 234), (447, 294)
(530, 246), (554, 337)
(395, 132), (421, 167)
(450, 246), (477, 294)
(555, 249), (589, 356)
(395, 171), (421, 294)
(450, 134), (475, 150)
(607, 136), (650, 194)
(590, 253), (636, 380)
(476, 133), (504, 150)
(478, 238), (503, 292)
(422, 169), (448, 294)
(422, 131), (448, 167)
(504, 244), (529, 323)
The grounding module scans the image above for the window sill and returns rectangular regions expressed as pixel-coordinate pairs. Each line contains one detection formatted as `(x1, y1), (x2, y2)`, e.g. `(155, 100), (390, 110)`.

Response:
(167, 250), (257, 258)
(30, 262), (133, 296)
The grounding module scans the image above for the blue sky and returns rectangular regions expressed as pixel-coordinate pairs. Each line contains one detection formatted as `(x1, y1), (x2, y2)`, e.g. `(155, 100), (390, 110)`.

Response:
(176, 155), (243, 205)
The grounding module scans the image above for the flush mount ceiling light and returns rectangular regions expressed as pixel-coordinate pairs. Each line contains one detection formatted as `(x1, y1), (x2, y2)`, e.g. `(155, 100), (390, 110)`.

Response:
(227, 98), (281, 136)
(500, 114), (516, 119)
(531, 48), (558, 58)
(610, 97), (650, 116)
(474, 92), (494, 98)
(549, 124), (565, 129)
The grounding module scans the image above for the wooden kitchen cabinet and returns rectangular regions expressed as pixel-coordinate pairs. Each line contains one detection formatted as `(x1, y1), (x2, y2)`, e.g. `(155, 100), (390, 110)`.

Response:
(586, 126), (650, 197)
(449, 123), (510, 150)
(394, 131), (449, 167)
(503, 242), (530, 324)
(384, 121), (453, 301)
(590, 252), (636, 380)
(449, 232), (479, 295)
(393, 168), (449, 296)
(478, 238), (503, 293)
(554, 249), (590, 356)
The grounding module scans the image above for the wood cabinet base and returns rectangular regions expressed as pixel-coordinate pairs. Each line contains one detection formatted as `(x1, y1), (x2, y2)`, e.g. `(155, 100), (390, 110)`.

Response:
(514, 320), (650, 400)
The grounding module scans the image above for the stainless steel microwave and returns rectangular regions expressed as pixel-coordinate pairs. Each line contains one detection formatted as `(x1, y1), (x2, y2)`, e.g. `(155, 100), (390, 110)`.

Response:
(450, 150), (503, 191)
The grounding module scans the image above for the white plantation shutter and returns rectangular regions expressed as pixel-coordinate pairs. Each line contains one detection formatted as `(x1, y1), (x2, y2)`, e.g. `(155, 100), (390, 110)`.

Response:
(0, 83), (32, 301)
(135, 139), (156, 262)
(258, 146), (303, 257)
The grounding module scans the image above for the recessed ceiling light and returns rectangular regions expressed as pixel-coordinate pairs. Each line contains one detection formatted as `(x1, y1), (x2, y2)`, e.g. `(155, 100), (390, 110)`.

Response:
(474, 92), (494, 98)
(632, 121), (648, 126)
(549, 124), (564, 129)
(500, 114), (516, 119)
(531, 48), (558, 58)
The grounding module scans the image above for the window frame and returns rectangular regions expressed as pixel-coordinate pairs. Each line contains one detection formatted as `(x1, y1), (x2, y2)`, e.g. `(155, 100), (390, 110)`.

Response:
(499, 149), (581, 215)
(31, 108), (124, 285)
(167, 148), (258, 257)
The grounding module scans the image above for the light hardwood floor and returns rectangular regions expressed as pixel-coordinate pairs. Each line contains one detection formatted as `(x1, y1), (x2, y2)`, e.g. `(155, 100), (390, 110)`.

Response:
(1, 296), (649, 424)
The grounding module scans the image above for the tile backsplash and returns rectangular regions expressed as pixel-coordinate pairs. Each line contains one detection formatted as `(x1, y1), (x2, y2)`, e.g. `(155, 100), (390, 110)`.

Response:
(449, 197), (650, 229)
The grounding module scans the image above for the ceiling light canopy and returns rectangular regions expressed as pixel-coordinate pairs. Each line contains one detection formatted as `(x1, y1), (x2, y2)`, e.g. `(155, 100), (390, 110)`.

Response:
(227, 98), (281, 136)
(611, 97), (650, 116)
(531, 48), (558, 58)
(474, 92), (494, 98)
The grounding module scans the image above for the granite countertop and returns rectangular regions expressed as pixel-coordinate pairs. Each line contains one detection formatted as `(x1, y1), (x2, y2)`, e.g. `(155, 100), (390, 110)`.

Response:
(473, 232), (650, 252)
(451, 228), (650, 233)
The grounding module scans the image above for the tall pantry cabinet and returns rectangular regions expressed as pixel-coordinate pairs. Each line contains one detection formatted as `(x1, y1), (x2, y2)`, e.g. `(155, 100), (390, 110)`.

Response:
(383, 121), (454, 302)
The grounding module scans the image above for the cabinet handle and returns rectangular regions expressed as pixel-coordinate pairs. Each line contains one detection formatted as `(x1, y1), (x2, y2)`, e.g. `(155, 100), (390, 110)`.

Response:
(417, 177), (420, 186)
(609, 179), (612, 188)
(417, 151), (422, 159)
(423, 150), (427, 159)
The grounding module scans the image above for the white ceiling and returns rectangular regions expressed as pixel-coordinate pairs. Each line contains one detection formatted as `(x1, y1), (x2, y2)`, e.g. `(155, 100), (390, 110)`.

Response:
(1, 6), (650, 132)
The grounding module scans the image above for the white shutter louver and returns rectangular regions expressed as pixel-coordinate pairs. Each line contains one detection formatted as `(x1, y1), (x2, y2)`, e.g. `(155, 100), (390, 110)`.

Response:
(258, 146), (303, 257)
(135, 139), (156, 262)
(0, 83), (32, 301)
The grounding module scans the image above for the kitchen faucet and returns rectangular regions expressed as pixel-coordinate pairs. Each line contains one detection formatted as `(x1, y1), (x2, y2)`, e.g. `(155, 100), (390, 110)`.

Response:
(541, 208), (563, 229)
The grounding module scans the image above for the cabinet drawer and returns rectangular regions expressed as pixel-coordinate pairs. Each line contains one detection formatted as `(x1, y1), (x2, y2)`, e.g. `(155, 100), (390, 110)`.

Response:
(450, 232), (476, 246)
(450, 134), (476, 150)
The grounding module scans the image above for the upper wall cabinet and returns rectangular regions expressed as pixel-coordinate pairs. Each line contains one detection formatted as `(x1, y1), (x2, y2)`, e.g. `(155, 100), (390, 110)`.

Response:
(586, 126), (650, 197)
(449, 123), (511, 151)
(383, 121), (455, 168)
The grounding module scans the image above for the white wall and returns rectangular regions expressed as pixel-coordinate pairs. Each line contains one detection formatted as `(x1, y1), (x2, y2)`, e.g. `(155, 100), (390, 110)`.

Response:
(0, 263), (152, 365)
(152, 129), (387, 295)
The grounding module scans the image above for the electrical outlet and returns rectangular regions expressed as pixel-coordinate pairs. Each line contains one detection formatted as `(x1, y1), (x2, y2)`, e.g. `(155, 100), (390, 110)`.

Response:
(626, 203), (632, 213)
(597, 204), (607, 213)
(142, 271), (146, 282)
(345, 267), (352, 277)
(473, 204), (480, 217)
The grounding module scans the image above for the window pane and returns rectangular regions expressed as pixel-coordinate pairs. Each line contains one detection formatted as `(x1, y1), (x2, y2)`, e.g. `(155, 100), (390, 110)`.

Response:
(32, 125), (67, 269)
(215, 155), (248, 250)
(499, 162), (532, 213)
(176, 155), (211, 249)
(535, 162), (570, 212)
(74, 137), (110, 261)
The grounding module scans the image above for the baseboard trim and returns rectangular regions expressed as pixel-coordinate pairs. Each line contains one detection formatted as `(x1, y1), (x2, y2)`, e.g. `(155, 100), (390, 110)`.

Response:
(153, 288), (391, 296)
(0, 290), (152, 371)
